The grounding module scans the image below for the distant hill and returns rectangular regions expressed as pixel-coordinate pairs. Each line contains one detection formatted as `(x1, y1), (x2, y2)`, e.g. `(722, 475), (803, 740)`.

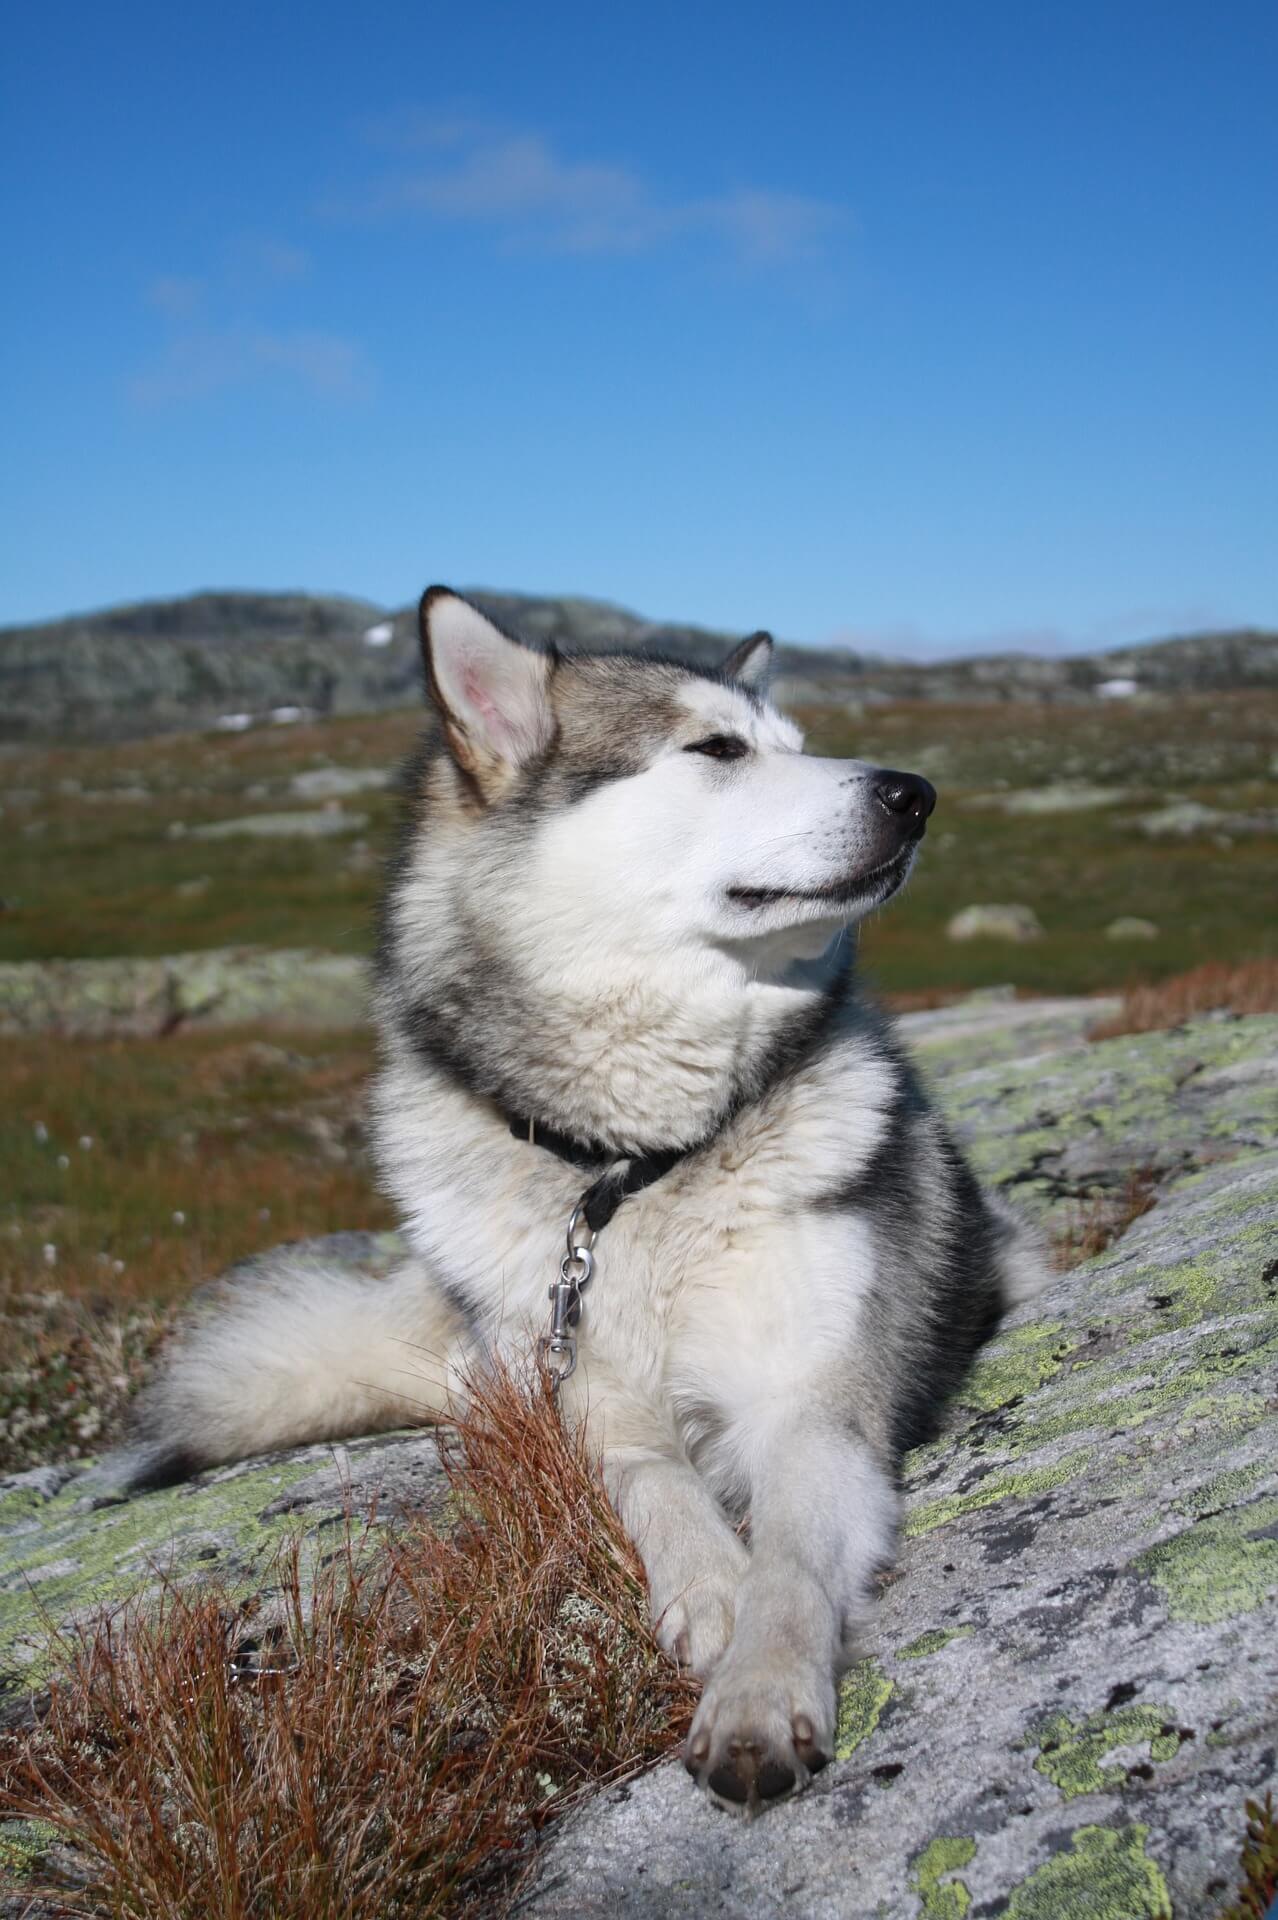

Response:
(0, 588), (1274, 741)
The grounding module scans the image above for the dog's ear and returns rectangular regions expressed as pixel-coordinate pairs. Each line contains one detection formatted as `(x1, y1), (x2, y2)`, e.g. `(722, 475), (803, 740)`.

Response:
(419, 588), (556, 794)
(721, 630), (774, 691)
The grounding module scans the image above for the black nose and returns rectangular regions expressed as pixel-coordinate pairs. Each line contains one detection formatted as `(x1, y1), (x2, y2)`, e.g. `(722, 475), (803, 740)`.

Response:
(874, 770), (937, 824)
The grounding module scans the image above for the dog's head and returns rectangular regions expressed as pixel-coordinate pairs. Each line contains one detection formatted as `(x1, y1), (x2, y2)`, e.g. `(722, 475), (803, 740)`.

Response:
(411, 588), (934, 967)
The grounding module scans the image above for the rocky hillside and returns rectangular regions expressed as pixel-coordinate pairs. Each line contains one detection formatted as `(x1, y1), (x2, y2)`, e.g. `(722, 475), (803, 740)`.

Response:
(2, 998), (1275, 1917)
(1, 588), (1274, 740)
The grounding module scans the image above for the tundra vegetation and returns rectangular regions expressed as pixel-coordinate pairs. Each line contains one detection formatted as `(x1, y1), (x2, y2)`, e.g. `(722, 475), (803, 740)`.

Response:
(1, 673), (1276, 1915)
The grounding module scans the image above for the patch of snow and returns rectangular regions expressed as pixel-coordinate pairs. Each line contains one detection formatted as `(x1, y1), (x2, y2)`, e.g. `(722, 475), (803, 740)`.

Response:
(215, 713), (254, 732)
(1096, 677), (1139, 699)
(363, 621), (394, 647)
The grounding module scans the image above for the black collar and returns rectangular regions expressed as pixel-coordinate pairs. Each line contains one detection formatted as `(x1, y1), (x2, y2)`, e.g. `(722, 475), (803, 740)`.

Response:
(506, 1108), (692, 1233)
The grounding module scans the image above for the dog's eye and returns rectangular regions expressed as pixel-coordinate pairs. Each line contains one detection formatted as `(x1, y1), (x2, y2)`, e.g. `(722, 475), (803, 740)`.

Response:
(685, 734), (750, 761)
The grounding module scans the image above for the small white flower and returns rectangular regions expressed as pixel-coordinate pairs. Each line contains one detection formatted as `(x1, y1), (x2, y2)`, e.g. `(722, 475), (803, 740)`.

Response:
(172, 1210), (186, 1226)
(42, 1243), (57, 1265)
(79, 1135), (94, 1150)
(56, 1154), (70, 1171)
(34, 1121), (49, 1144)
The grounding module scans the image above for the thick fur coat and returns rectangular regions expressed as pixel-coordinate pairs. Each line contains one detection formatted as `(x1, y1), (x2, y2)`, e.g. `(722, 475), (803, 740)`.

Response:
(125, 589), (1042, 1811)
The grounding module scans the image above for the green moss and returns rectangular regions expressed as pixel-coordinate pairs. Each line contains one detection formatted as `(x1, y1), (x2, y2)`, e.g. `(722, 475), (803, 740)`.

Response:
(910, 1836), (977, 1918)
(904, 1450), (1092, 1538)
(898, 1627), (972, 1661)
(1137, 1496), (1278, 1624)
(1003, 1824), (1170, 1919)
(835, 1657), (893, 1760)
(1033, 1703), (1185, 1799)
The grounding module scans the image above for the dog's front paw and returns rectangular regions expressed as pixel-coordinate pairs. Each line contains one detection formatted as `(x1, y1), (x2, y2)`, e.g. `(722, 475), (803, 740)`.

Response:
(682, 1651), (834, 1813)
(651, 1536), (748, 1678)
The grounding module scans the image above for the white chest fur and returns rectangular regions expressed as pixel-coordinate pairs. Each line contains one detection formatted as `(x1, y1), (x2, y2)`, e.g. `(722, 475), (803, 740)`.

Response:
(372, 1037), (894, 1492)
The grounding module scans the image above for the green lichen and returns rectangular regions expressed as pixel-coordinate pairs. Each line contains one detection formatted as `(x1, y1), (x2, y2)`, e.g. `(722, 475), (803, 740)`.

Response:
(1176, 1460), (1270, 1517)
(1033, 1703), (1184, 1799)
(0, 1817), (62, 1880)
(904, 1450), (1092, 1539)
(910, 1836), (977, 1919)
(959, 1321), (1071, 1412)
(835, 1657), (893, 1760)
(1137, 1496), (1278, 1624)
(1003, 1824), (1171, 1919)
(0, 1456), (321, 1693)
(898, 1626), (972, 1661)
(0, 1484), (46, 1528)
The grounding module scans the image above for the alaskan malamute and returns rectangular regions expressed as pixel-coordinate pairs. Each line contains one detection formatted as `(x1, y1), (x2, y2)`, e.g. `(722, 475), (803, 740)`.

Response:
(126, 589), (1041, 1810)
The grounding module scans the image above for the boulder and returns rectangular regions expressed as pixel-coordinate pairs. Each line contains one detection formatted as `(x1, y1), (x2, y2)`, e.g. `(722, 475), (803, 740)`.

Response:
(289, 766), (394, 800)
(964, 784), (1130, 814)
(1136, 802), (1277, 839)
(0, 947), (369, 1037)
(3, 1008), (1276, 1918)
(182, 808), (368, 839)
(946, 904), (1044, 943)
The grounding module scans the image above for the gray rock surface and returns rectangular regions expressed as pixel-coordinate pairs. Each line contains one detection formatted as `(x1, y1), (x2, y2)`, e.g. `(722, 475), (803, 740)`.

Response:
(3, 1005), (1276, 1917)
(1137, 801), (1277, 838)
(966, 783), (1131, 814)
(946, 904), (1045, 943)
(289, 766), (394, 799)
(183, 807), (369, 839)
(1106, 917), (1160, 941)
(0, 946), (369, 1036)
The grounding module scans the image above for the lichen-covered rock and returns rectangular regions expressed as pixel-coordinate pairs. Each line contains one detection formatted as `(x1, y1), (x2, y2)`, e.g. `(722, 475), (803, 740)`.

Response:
(0, 1233), (428, 1719)
(3, 1009), (1275, 1917)
(0, 945), (368, 1036)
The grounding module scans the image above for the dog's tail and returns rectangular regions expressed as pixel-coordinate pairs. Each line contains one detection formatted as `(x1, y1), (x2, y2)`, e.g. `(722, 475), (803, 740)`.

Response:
(113, 1249), (466, 1492)
(988, 1194), (1052, 1308)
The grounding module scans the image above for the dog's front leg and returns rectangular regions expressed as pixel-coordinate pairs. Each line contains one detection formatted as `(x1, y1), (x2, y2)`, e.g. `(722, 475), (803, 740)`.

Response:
(683, 1417), (898, 1812)
(601, 1437), (749, 1678)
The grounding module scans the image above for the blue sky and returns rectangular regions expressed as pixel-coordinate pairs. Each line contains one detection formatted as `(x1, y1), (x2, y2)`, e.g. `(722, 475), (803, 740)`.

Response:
(3, 0), (1276, 654)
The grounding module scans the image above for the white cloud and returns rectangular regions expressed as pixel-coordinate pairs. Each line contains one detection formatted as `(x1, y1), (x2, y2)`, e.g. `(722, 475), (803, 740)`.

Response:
(242, 237), (311, 282)
(336, 119), (851, 266)
(146, 274), (205, 318)
(128, 329), (372, 407)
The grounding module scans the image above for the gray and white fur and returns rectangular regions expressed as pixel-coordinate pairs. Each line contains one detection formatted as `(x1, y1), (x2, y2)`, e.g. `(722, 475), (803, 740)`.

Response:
(123, 587), (1044, 1811)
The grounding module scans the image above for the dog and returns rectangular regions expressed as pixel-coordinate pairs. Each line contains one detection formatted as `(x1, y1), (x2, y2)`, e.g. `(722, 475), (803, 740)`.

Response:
(122, 587), (1042, 1811)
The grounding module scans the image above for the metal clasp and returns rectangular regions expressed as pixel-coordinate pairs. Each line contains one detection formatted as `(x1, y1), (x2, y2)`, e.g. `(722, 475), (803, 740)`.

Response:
(541, 1204), (596, 1391)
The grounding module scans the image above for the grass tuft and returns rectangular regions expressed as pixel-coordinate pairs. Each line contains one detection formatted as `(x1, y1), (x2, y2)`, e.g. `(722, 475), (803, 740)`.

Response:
(0, 1359), (696, 1918)
(1088, 958), (1278, 1041)
(1052, 1166), (1161, 1270)
(1219, 1791), (1278, 1920)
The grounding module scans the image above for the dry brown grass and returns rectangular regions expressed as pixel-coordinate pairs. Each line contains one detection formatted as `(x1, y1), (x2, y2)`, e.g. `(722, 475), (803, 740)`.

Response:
(1052, 1167), (1161, 1271)
(0, 1361), (696, 1918)
(1089, 957), (1278, 1041)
